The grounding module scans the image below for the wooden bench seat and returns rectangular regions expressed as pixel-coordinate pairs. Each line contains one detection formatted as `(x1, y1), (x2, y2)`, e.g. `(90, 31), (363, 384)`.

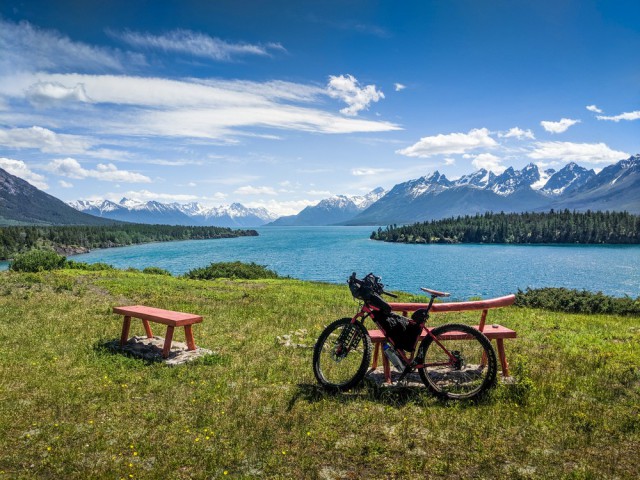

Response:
(113, 305), (203, 358)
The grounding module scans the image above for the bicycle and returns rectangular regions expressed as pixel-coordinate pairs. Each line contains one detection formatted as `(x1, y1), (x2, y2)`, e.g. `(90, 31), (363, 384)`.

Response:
(313, 273), (498, 400)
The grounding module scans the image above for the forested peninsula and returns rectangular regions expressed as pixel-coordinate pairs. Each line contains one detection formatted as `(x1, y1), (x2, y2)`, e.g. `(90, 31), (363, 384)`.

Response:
(371, 210), (640, 245)
(0, 224), (258, 260)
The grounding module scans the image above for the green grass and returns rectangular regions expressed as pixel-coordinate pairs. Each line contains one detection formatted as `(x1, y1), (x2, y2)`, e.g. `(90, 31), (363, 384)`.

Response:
(0, 270), (638, 479)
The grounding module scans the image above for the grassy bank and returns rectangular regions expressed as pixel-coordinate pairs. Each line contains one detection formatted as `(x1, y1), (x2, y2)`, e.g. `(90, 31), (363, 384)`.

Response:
(0, 270), (638, 479)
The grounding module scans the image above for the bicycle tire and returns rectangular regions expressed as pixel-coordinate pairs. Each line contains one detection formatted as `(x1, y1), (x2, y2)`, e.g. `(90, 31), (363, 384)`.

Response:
(417, 323), (497, 400)
(313, 318), (372, 391)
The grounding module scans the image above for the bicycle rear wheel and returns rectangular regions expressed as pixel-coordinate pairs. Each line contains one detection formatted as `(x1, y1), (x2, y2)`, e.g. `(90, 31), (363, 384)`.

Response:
(313, 318), (372, 391)
(417, 323), (497, 400)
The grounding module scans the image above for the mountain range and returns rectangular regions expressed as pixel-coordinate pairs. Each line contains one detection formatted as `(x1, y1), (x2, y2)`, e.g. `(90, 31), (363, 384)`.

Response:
(1, 155), (638, 228)
(345, 155), (638, 225)
(68, 198), (277, 227)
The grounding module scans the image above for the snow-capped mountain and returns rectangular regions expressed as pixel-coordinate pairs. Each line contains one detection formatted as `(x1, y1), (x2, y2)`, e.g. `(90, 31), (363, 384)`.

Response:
(346, 155), (639, 225)
(268, 187), (385, 226)
(69, 198), (277, 227)
(540, 163), (595, 196)
(488, 163), (542, 196)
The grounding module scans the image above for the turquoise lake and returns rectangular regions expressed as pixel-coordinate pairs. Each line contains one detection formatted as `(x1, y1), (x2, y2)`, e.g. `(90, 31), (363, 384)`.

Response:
(2, 226), (639, 299)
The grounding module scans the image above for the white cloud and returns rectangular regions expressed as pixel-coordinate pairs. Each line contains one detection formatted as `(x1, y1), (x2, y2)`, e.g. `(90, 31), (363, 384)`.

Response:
(111, 29), (285, 61)
(46, 157), (151, 183)
(0, 157), (49, 189)
(234, 185), (277, 195)
(501, 127), (535, 140)
(307, 190), (332, 196)
(596, 110), (640, 122)
(0, 126), (93, 154)
(78, 190), (232, 208)
(396, 128), (497, 158)
(468, 153), (506, 173)
(0, 73), (400, 138)
(244, 199), (317, 217)
(444, 157), (455, 165)
(394, 83), (406, 92)
(59, 180), (73, 188)
(586, 105), (603, 113)
(327, 74), (385, 116)
(0, 18), (133, 73)
(351, 167), (392, 176)
(26, 82), (91, 106)
(528, 142), (629, 164)
(540, 118), (580, 134)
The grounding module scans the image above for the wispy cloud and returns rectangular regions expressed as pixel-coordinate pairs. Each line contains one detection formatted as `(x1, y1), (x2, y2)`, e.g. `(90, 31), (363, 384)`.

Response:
(467, 153), (506, 173)
(327, 74), (384, 116)
(394, 83), (406, 92)
(396, 128), (497, 158)
(500, 127), (535, 140)
(46, 157), (151, 183)
(26, 81), (91, 106)
(110, 28), (285, 61)
(540, 118), (580, 134)
(244, 198), (318, 217)
(0, 157), (49, 189)
(0, 127), (93, 154)
(528, 141), (628, 164)
(596, 110), (640, 122)
(351, 167), (392, 176)
(0, 73), (400, 140)
(88, 189), (228, 205)
(234, 185), (277, 195)
(586, 104), (603, 113)
(0, 18), (137, 73)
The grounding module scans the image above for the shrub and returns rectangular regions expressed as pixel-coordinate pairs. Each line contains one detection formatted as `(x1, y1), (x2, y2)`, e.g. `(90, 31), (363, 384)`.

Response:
(142, 266), (172, 276)
(515, 287), (640, 316)
(184, 261), (280, 280)
(9, 249), (66, 272)
(65, 260), (115, 271)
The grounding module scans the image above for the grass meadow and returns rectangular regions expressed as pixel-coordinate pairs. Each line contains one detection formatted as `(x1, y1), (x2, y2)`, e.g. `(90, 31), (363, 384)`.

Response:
(0, 269), (638, 479)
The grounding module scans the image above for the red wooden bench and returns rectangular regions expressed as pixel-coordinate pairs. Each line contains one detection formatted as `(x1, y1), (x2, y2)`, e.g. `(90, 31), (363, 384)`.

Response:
(369, 294), (516, 383)
(113, 305), (203, 358)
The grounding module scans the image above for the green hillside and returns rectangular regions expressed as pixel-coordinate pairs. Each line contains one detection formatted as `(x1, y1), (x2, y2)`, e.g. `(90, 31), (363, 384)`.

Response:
(0, 167), (117, 226)
(0, 269), (638, 478)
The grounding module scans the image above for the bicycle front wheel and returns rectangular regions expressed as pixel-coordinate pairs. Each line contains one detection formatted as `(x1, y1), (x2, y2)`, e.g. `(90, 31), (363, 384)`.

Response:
(417, 323), (497, 400)
(313, 318), (372, 391)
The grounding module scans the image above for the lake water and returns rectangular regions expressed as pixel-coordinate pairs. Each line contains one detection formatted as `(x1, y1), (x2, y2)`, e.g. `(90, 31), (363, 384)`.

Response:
(4, 226), (637, 300)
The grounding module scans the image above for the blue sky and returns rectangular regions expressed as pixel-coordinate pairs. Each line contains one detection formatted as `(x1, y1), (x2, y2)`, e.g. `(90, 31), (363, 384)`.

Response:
(0, 0), (638, 215)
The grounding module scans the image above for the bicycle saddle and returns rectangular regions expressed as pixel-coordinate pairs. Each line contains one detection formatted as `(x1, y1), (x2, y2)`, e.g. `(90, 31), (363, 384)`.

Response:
(420, 287), (450, 298)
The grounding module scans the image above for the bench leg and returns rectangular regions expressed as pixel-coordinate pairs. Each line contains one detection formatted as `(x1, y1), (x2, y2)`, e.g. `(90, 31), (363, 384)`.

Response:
(184, 324), (196, 351)
(383, 355), (391, 384)
(372, 343), (380, 369)
(162, 326), (175, 358)
(496, 338), (509, 377)
(142, 319), (154, 339)
(120, 316), (131, 346)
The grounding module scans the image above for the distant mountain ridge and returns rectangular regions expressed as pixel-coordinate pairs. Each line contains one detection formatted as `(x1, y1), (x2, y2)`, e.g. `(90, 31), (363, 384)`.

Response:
(345, 155), (639, 225)
(0, 167), (117, 226)
(69, 198), (277, 227)
(268, 187), (385, 226)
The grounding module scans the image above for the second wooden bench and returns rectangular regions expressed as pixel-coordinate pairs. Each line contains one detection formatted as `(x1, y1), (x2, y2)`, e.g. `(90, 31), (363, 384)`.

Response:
(113, 305), (203, 358)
